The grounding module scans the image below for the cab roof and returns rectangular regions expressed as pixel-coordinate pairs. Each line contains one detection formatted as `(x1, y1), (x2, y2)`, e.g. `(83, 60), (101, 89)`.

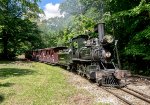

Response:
(71, 35), (89, 40)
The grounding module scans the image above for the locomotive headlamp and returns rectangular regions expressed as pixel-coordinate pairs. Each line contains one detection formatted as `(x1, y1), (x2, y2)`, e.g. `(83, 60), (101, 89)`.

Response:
(83, 41), (87, 44)
(103, 35), (114, 43)
(102, 50), (111, 58)
(105, 52), (111, 58)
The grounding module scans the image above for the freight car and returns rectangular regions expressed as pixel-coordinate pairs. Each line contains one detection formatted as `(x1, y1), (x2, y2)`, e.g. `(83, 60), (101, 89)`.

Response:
(26, 23), (130, 87)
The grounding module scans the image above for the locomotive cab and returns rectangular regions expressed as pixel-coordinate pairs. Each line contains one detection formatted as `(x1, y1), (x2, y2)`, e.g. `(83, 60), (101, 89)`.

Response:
(71, 35), (89, 59)
(25, 22), (131, 88)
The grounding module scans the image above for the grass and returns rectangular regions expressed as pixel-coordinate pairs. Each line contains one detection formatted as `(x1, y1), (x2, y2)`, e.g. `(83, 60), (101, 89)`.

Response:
(0, 61), (95, 105)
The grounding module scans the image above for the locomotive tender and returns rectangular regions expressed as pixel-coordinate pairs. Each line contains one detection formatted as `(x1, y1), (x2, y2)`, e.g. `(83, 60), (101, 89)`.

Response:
(26, 23), (130, 87)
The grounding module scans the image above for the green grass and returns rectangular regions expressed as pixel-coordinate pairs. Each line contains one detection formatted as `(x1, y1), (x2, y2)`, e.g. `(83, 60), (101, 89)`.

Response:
(0, 61), (95, 105)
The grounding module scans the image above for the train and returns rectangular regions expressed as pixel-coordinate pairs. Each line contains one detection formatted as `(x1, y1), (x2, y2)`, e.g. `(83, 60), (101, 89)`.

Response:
(25, 23), (130, 87)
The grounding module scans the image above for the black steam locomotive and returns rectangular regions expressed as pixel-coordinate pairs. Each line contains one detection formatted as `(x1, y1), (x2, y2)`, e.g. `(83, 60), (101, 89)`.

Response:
(26, 23), (130, 87)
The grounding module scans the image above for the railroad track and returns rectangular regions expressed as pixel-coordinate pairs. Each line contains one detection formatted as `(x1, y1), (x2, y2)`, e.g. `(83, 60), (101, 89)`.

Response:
(132, 75), (150, 80)
(45, 62), (150, 104)
(75, 69), (150, 104)
(101, 86), (150, 105)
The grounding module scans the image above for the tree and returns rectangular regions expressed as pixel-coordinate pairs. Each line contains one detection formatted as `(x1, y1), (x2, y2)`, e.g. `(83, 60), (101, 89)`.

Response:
(0, 0), (43, 59)
(59, 0), (150, 75)
(103, 0), (150, 75)
(37, 16), (72, 48)
(59, 0), (100, 44)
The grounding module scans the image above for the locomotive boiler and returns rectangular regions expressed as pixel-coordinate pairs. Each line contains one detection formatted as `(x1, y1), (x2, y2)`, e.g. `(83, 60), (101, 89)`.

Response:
(26, 23), (130, 87)
(62, 23), (130, 87)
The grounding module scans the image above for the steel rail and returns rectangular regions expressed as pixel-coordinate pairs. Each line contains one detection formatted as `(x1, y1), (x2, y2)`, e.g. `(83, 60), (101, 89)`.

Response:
(120, 88), (150, 104)
(126, 87), (150, 99)
(101, 87), (133, 105)
(131, 75), (150, 80)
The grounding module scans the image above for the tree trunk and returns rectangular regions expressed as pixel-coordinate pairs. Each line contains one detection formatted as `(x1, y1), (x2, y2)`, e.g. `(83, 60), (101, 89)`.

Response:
(2, 29), (9, 59)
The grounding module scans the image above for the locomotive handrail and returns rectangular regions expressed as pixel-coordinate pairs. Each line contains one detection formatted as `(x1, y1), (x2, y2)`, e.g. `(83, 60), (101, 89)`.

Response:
(26, 23), (129, 88)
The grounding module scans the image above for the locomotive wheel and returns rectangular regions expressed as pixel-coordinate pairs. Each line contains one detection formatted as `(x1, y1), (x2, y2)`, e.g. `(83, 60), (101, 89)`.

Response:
(77, 64), (81, 75)
(86, 75), (90, 80)
(67, 65), (70, 70)
(97, 79), (102, 86)
(80, 72), (83, 76)
(81, 72), (85, 77)
(77, 70), (80, 75)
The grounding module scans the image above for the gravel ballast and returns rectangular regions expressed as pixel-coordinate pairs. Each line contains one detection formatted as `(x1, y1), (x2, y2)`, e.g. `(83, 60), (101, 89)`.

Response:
(62, 70), (150, 105)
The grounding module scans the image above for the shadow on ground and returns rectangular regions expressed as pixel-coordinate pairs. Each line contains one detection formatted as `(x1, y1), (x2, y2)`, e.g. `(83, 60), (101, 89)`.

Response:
(0, 60), (32, 64)
(0, 83), (15, 87)
(0, 61), (13, 64)
(0, 68), (35, 78)
(0, 95), (4, 103)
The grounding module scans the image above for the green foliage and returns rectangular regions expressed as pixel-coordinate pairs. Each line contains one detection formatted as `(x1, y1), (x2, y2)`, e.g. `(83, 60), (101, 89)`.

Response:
(103, 0), (150, 75)
(125, 26), (150, 60)
(0, 0), (43, 59)
(60, 0), (85, 15)
(70, 15), (96, 35)
(39, 0), (98, 47)
(58, 0), (150, 75)
(38, 17), (71, 47)
(59, 0), (100, 45)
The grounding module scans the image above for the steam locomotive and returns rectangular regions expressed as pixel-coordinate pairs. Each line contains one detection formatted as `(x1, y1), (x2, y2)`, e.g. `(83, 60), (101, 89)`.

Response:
(25, 23), (130, 87)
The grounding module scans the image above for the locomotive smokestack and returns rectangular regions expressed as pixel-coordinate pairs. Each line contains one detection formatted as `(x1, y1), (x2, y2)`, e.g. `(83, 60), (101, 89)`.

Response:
(97, 23), (105, 41)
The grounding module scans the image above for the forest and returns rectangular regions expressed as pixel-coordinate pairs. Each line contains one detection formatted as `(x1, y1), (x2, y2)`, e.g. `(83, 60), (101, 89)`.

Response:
(0, 0), (150, 75)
